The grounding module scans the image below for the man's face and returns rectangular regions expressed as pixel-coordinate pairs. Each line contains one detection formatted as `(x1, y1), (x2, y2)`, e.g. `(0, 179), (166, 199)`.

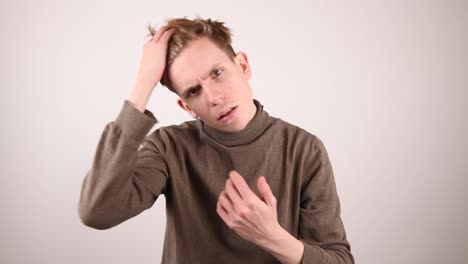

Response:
(168, 37), (257, 133)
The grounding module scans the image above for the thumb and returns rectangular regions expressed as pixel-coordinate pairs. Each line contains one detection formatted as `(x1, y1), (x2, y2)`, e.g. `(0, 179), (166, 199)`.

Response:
(257, 176), (276, 208)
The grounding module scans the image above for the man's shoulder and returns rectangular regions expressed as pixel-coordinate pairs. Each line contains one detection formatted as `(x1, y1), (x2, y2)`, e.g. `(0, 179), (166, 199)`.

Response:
(140, 119), (201, 152)
(271, 117), (330, 160)
(271, 116), (319, 143)
(148, 119), (200, 140)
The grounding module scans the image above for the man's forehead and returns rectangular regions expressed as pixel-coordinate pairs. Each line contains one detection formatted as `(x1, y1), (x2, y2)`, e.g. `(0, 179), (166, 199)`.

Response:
(178, 58), (224, 76)
(171, 55), (230, 88)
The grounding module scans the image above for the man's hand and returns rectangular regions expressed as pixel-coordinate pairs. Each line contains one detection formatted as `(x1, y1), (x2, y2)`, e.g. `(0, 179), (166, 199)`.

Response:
(137, 25), (177, 89)
(216, 170), (305, 264)
(216, 170), (282, 246)
(127, 25), (177, 113)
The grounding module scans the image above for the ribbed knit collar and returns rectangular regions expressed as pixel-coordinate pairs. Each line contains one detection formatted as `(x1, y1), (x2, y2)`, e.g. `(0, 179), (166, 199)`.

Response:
(202, 99), (271, 147)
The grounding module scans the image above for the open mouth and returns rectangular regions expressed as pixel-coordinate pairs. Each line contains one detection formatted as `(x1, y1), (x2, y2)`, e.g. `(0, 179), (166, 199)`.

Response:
(218, 106), (238, 121)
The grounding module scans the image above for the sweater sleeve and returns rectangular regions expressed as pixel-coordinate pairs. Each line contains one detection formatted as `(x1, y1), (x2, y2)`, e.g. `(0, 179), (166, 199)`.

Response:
(298, 136), (355, 264)
(78, 100), (169, 230)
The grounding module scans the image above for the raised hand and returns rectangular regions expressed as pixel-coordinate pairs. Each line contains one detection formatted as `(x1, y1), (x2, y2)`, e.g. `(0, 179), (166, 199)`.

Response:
(136, 25), (177, 90)
(127, 25), (177, 112)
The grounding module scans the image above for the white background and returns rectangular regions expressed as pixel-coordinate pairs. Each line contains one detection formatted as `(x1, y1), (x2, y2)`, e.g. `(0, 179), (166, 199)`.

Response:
(1, 0), (467, 263)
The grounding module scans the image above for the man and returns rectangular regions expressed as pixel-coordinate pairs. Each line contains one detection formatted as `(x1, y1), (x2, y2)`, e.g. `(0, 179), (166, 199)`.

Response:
(78, 17), (354, 264)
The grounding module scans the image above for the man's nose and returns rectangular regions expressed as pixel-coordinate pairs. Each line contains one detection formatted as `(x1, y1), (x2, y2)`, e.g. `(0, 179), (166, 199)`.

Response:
(204, 84), (224, 106)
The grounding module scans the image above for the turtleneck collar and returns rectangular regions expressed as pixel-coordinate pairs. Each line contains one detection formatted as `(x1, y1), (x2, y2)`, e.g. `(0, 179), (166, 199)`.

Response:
(202, 99), (271, 147)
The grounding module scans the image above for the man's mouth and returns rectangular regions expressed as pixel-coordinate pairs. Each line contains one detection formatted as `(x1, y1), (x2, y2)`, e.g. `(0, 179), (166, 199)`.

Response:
(218, 106), (237, 120)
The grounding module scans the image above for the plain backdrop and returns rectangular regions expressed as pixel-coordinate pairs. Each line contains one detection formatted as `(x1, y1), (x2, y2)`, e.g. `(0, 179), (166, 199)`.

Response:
(1, 0), (467, 263)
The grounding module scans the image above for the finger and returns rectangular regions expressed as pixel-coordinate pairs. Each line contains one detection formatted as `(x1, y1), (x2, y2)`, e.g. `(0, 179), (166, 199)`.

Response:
(159, 27), (177, 44)
(257, 176), (277, 208)
(229, 170), (255, 200)
(216, 200), (230, 224)
(225, 178), (243, 207)
(218, 191), (234, 214)
(151, 25), (169, 42)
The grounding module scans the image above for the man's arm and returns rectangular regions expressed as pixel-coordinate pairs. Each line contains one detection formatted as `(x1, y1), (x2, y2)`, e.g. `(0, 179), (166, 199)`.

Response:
(253, 136), (355, 264)
(78, 25), (177, 229)
(296, 136), (354, 263)
(78, 101), (168, 229)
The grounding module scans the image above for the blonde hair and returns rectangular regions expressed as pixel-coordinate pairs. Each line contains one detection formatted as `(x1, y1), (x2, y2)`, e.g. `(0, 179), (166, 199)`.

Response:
(146, 17), (236, 94)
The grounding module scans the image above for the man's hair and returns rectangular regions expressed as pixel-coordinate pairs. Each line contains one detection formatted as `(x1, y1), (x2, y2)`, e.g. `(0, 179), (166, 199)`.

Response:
(146, 17), (236, 94)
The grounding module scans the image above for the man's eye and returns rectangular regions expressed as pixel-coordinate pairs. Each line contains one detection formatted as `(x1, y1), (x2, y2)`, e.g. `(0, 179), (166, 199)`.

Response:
(213, 69), (223, 77)
(188, 87), (200, 96)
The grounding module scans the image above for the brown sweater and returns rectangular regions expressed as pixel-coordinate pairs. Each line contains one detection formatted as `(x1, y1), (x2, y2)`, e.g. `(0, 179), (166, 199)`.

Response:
(78, 99), (354, 264)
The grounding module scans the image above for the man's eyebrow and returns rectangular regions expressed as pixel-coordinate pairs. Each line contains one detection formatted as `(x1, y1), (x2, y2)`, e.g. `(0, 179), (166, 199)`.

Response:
(181, 62), (224, 98)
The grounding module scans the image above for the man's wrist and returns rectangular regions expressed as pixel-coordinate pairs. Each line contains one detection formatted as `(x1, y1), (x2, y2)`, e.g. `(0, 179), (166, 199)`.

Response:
(258, 224), (304, 264)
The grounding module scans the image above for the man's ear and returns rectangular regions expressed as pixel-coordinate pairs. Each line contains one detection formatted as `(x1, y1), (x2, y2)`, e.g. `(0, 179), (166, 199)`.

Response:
(234, 51), (252, 80)
(177, 98), (198, 119)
